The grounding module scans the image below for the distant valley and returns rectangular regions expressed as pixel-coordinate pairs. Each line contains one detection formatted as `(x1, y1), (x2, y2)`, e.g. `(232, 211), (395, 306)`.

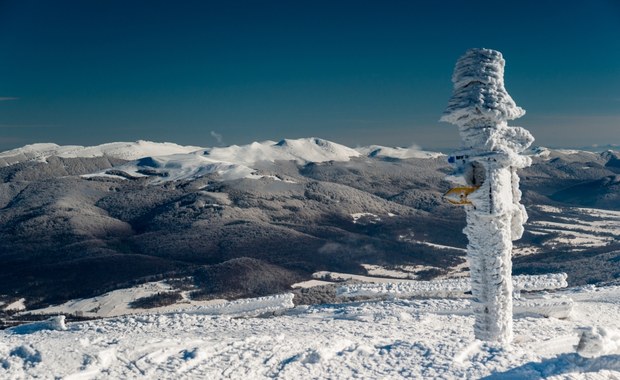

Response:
(0, 138), (618, 315)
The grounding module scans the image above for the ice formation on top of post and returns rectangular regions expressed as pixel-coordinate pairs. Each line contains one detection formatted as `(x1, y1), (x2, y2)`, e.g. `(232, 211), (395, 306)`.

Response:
(442, 48), (524, 125)
(442, 48), (534, 345)
(441, 48), (533, 157)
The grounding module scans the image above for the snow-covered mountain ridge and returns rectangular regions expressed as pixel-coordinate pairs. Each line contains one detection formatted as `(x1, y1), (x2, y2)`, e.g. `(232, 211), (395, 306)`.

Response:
(0, 137), (428, 166)
(0, 140), (203, 166)
(3, 137), (615, 185)
(0, 138), (444, 183)
(1, 137), (614, 168)
(90, 138), (368, 183)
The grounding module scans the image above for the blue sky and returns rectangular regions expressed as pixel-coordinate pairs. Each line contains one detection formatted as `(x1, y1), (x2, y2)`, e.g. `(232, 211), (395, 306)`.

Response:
(1, 0), (619, 151)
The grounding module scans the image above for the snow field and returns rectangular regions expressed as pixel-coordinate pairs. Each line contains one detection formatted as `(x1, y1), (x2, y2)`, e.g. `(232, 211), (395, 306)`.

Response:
(360, 264), (438, 279)
(2, 286), (620, 379)
(26, 285), (294, 320)
(3, 299), (26, 312)
(311, 271), (425, 284)
(26, 281), (226, 318)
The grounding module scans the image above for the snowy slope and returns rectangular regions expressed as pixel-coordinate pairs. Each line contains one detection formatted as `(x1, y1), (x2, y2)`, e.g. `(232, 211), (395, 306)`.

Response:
(25, 282), (226, 318)
(84, 152), (262, 183)
(2, 285), (620, 379)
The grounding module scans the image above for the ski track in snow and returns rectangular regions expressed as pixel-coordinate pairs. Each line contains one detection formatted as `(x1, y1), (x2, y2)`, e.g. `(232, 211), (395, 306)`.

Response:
(2, 286), (620, 379)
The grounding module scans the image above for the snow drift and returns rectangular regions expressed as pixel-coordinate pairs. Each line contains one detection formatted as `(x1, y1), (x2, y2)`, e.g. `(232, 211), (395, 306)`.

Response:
(177, 293), (295, 317)
(7, 316), (67, 335)
(337, 273), (568, 299)
(577, 326), (620, 358)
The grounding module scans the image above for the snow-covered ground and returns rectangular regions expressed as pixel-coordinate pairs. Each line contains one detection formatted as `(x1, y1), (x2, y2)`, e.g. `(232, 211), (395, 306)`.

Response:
(361, 264), (437, 279)
(309, 265), (445, 283)
(2, 285), (620, 379)
(336, 273), (568, 300)
(311, 271), (420, 283)
(3, 299), (26, 312)
(24, 281), (225, 318)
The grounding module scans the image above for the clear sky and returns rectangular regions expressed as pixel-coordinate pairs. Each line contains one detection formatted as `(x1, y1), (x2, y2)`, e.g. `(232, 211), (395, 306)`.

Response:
(1, 0), (619, 151)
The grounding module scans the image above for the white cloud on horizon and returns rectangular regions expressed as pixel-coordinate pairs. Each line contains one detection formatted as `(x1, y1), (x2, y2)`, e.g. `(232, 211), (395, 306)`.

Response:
(210, 130), (224, 145)
(0, 97), (19, 101)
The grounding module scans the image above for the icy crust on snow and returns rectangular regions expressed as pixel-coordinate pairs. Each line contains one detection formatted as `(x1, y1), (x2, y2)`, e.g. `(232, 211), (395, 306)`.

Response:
(337, 273), (568, 299)
(2, 286), (620, 379)
(513, 297), (574, 319)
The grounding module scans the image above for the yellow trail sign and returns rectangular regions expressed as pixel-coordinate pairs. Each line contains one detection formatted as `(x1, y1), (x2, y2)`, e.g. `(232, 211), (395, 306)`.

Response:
(443, 186), (480, 205)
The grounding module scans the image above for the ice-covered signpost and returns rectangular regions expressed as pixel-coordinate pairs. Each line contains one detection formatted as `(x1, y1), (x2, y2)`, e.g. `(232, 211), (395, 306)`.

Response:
(441, 48), (534, 344)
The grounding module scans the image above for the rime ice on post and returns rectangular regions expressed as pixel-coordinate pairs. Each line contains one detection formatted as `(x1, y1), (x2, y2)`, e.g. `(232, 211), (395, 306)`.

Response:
(441, 48), (534, 344)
